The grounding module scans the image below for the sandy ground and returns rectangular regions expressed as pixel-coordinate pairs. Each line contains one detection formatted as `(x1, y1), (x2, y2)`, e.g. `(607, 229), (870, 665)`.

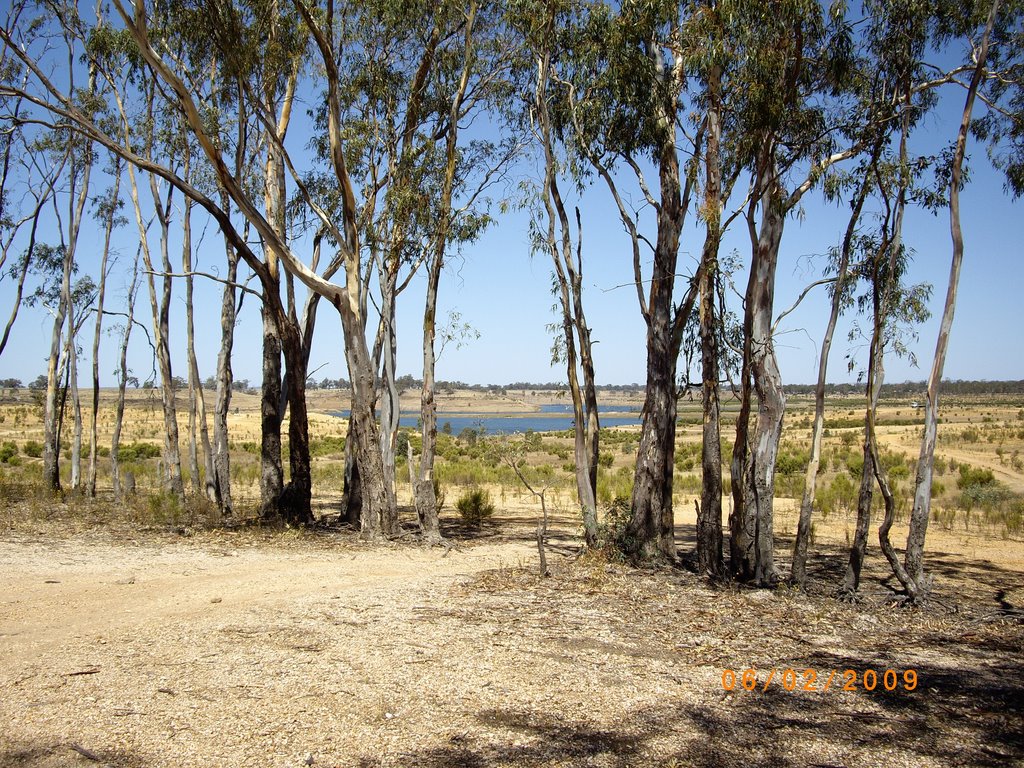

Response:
(1, 510), (1021, 768)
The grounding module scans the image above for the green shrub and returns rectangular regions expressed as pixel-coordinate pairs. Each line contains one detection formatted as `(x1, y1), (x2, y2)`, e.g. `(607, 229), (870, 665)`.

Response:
(117, 442), (162, 461)
(22, 440), (43, 458)
(776, 449), (809, 475)
(846, 454), (865, 479)
(0, 441), (17, 463)
(957, 464), (995, 490)
(960, 427), (981, 443)
(310, 435), (347, 457)
(455, 487), (494, 527)
(815, 473), (856, 519)
(395, 430), (412, 458)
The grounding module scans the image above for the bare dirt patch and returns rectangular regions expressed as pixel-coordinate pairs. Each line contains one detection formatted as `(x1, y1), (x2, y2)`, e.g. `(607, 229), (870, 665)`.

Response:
(1, 511), (1021, 768)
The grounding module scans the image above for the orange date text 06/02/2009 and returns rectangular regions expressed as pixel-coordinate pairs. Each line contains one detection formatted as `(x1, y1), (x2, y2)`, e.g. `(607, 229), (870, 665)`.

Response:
(721, 668), (918, 693)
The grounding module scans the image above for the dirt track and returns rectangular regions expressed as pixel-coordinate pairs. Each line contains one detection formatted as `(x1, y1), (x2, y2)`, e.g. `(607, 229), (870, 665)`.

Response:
(0, 530), (537, 767)
(1, 524), (1022, 768)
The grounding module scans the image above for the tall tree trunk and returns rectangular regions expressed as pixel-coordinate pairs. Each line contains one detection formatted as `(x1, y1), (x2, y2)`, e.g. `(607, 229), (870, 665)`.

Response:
(88, 167), (121, 497)
(791, 164), (873, 586)
(42, 256), (70, 492)
(411, 2), (479, 545)
(345, 325), (391, 539)
(181, 188), (216, 501)
(342, 422), (362, 527)
(68, 316), (83, 491)
(259, 121), (287, 519)
(900, 0), (999, 600)
(279, 321), (313, 525)
(212, 233), (239, 516)
(259, 301), (284, 516)
(732, 153), (787, 586)
(625, 84), (688, 562)
(696, 62), (724, 578)
(111, 253), (139, 499)
(842, 367), (881, 595)
(130, 161), (184, 501)
(535, 42), (599, 547)
(416, 256), (443, 543)
(44, 151), (92, 492)
(732, 176), (785, 583)
(377, 282), (400, 530)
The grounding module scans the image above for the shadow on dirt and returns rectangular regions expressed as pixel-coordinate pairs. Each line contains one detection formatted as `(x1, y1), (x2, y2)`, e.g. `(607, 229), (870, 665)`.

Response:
(0, 739), (146, 768)
(354, 665), (1023, 768)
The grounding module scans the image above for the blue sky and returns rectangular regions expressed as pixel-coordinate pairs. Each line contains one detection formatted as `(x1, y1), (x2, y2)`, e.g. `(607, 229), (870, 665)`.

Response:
(0, 38), (1021, 390)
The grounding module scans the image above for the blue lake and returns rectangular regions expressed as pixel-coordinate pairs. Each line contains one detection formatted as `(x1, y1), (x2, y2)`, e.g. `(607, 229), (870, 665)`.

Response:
(328, 404), (642, 434)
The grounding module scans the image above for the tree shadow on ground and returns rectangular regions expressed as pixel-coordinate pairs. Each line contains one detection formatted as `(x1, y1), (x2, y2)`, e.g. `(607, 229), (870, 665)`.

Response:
(0, 739), (146, 768)
(354, 669), (1022, 768)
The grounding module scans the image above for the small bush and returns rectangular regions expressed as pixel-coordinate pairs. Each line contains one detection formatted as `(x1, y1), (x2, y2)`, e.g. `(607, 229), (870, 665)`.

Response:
(455, 487), (494, 527)
(596, 495), (634, 558)
(957, 464), (995, 490)
(776, 449), (809, 476)
(117, 442), (162, 461)
(0, 441), (17, 463)
(22, 440), (43, 458)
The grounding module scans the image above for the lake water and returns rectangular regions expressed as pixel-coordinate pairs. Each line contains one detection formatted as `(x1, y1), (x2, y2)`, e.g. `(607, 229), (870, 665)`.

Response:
(328, 404), (642, 434)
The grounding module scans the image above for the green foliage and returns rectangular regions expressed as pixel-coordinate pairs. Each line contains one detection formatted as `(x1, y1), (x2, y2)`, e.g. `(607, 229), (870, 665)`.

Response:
(815, 473), (856, 519)
(957, 464), (995, 490)
(776, 448), (809, 475)
(960, 427), (981, 443)
(310, 435), (347, 457)
(0, 441), (18, 463)
(117, 442), (162, 461)
(395, 429), (411, 458)
(22, 440), (43, 458)
(597, 465), (633, 505)
(455, 488), (494, 527)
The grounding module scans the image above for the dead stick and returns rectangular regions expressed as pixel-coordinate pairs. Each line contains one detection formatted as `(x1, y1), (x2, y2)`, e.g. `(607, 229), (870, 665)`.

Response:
(69, 743), (101, 761)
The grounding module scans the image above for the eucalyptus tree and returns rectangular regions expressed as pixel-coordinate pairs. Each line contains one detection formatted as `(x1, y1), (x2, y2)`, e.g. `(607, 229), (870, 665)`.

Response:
(67, 0), (497, 536)
(789, 154), (874, 587)
(121, 77), (186, 501)
(726, 0), (859, 584)
(557, 0), (705, 561)
(41, 113), (95, 493)
(841, 226), (931, 595)
(165, 0), (314, 522)
(897, 0), (1008, 599)
(86, 154), (124, 496)
(410, 1), (513, 543)
(517, 0), (600, 547)
(0, 128), (67, 359)
(110, 250), (142, 498)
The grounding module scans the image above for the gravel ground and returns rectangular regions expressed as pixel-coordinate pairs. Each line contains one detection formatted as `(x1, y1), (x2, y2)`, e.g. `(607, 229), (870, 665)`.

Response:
(1, 520), (1021, 768)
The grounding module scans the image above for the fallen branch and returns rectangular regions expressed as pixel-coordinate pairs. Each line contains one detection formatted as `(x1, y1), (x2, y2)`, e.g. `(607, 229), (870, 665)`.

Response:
(69, 743), (102, 761)
(65, 668), (100, 677)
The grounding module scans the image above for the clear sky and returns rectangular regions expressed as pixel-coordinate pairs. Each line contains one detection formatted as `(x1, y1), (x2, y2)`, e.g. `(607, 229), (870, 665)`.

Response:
(0, 44), (1021, 391)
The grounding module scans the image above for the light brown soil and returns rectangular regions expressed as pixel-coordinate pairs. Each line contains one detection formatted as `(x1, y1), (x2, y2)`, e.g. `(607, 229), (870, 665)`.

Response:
(1, 509), (1021, 768)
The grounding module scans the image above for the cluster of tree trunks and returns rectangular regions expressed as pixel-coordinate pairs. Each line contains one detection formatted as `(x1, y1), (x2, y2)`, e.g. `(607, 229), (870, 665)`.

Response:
(0, 0), (1014, 603)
